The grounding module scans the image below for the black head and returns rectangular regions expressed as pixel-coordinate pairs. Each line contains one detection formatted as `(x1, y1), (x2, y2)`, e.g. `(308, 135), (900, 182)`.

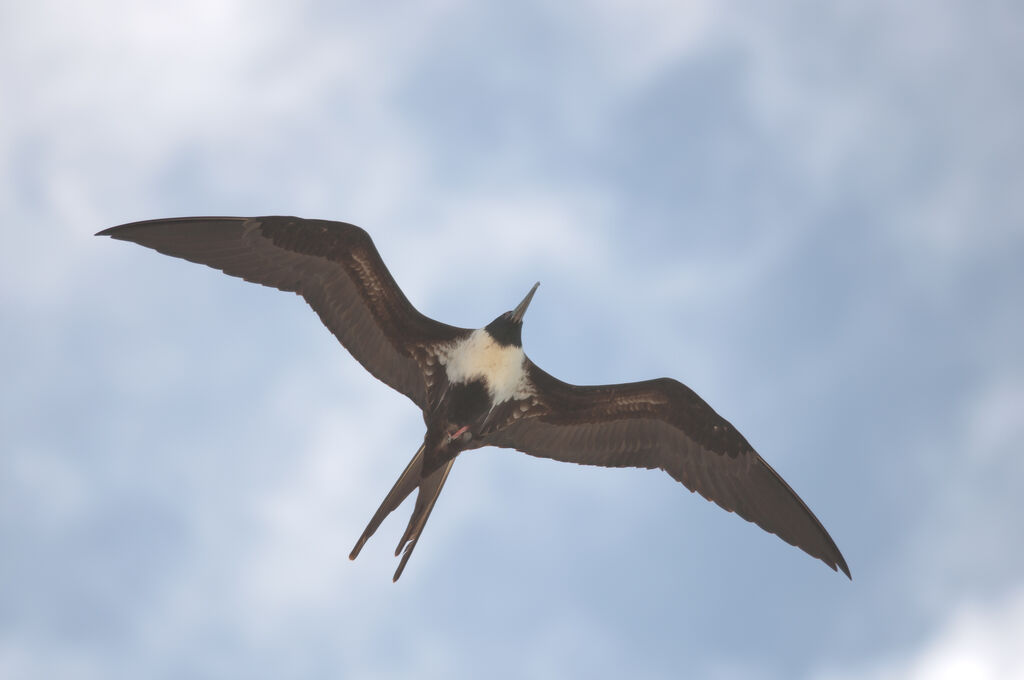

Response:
(484, 282), (539, 347)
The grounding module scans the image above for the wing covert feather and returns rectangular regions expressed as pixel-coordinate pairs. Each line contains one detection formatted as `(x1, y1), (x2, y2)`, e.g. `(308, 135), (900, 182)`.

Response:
(98, 216), (467, 407)
(484, 362), (850, 578)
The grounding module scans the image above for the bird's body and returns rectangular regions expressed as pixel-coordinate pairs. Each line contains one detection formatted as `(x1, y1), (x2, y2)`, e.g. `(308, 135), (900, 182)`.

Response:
(442, 328), (532, 404)
(98, 216), (850, 581)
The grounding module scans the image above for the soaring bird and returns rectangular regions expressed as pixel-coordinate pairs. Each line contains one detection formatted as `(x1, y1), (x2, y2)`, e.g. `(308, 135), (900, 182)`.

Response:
(98, 216), (850, 581)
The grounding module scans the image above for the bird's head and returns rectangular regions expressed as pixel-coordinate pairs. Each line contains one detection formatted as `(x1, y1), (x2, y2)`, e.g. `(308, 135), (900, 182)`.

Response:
(484, 282), (540, 347)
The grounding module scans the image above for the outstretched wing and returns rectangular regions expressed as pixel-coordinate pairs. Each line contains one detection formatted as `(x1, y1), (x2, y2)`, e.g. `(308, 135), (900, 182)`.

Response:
(98, 216), (468, 408)
(484, 361), (851, 578)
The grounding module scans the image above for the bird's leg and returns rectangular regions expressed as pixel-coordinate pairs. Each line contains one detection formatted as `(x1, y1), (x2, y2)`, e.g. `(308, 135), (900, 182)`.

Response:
(442, 425), (471, 446)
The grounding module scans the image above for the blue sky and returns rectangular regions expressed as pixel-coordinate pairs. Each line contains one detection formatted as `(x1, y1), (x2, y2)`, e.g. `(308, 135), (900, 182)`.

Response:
(2, 1), (1023, 678)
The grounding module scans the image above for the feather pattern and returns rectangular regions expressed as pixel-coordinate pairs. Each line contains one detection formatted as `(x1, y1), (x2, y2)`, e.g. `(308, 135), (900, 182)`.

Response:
(98, 216), (468, 408)
(99, 216), (849, 580)
(482, 361), (851, 578)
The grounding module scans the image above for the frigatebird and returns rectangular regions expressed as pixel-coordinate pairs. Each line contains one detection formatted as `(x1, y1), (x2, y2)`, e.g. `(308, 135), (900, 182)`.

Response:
(98, 216), (850, 581)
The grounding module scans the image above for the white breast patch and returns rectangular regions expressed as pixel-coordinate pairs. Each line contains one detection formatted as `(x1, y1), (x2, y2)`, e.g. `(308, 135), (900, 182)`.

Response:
(440, 329), (532, 403)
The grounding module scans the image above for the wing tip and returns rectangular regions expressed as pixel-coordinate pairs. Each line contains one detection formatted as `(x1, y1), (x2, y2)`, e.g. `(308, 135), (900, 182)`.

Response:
(96, 222), (141, 238)
(96, 217), (252, 239)
(834, 554), (852, 580)
(96, 218), (171, 238)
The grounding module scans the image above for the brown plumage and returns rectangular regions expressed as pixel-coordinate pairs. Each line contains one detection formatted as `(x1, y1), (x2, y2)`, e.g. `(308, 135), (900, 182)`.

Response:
(98, 216), (850, 581)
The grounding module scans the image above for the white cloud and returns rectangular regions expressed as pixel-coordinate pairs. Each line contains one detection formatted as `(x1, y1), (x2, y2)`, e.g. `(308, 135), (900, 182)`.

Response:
(571, 0), (718, 85)
(1, 446), (92, 531)
(4, 1), (1024, 679)
(0, 0), (460, 307)
(393, 185), (614, 302)
(965, 378), (1024, 464)
(817, 588), (1024, 680)
(726, 3), (1024, 266)
(0, 637), (102, 680)
(239, 384), (420, 613)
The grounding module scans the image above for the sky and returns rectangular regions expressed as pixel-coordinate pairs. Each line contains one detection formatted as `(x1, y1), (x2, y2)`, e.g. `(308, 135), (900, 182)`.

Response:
(2, 1), (1023, 678)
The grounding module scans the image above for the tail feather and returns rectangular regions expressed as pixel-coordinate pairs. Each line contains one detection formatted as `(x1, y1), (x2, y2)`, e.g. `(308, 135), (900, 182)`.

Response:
(349, 444), (425, 561)
(392, 459), (455, 582)
(348, 443), (457, 581)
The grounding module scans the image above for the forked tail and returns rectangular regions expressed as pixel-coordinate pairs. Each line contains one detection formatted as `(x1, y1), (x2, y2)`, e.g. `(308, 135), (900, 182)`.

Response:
(349, 443), (457, 581)
(392, 458), (455, 581)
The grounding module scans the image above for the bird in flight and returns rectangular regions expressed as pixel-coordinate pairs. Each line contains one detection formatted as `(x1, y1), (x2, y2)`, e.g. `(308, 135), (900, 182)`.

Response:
(98, 216), (850, 581)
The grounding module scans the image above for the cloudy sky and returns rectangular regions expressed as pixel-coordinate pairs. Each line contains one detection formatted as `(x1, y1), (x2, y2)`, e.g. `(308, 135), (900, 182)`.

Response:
(2, 1), (1022, 678)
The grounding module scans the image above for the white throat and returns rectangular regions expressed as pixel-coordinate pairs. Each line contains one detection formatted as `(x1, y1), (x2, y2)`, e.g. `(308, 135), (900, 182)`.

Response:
(440, 329), (531, 403)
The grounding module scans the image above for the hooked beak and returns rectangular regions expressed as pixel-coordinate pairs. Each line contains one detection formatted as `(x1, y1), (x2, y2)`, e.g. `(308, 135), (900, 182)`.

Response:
(510, 282), (540, 323)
